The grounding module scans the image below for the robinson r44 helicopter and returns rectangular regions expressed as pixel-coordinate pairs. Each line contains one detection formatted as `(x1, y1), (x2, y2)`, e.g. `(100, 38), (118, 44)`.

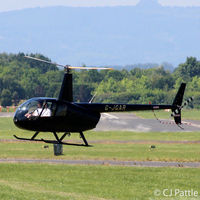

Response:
(13, 56), (190, 146)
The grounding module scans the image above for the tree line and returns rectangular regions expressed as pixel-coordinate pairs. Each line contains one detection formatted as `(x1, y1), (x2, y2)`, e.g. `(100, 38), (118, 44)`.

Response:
(0, 53), (199, 108)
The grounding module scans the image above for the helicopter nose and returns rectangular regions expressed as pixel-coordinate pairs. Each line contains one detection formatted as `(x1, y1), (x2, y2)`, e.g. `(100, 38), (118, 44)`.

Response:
(13, 115), (22, 128)
(13, 116), (18, 123)
(13, 110), (26, 129)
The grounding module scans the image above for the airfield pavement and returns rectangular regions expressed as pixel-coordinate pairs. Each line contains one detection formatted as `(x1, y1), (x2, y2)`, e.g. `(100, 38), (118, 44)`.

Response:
(1, 112), (200, 168)
(0, 112), (14, 117)
(96, 112), (200, 132)
(0, 158), (200, 168)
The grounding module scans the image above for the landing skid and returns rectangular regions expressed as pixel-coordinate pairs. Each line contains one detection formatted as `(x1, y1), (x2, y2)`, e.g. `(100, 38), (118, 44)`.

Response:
(14, 132), (42, 142)
(41, 139), (90, 146)
(13, 131), (91, 147)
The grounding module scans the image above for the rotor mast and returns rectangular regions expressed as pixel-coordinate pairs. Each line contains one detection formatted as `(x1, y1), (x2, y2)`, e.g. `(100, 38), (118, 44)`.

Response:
(58, 69), (73, 102)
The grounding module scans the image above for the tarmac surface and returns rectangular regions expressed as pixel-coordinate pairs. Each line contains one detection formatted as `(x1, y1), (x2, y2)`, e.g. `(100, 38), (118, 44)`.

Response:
(95, 113), (200, 132)
(0, 158), (200, 168)
(0, 112), (14, 117)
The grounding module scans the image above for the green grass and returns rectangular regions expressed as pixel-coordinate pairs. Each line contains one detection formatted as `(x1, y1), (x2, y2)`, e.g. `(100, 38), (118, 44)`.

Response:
(0, 118), (200, 162)
(1, 142), (200, 162)
(134, 109), (200, 120)
(1, 118), (200, 199)
(0, 163), (199, 200)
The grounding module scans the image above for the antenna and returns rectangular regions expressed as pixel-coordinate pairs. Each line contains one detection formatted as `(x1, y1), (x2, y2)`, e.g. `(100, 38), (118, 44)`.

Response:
(89, 92), (97, 103)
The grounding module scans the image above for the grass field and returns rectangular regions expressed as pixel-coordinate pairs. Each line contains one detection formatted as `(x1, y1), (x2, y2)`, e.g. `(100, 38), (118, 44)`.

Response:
(1, 117), (200, 199)
(0, 163), (200, 200)
(1, 142), (200, 162)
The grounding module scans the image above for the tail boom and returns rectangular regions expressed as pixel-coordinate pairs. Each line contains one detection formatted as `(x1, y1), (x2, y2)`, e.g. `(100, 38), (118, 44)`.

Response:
(77, 83), (186, 125)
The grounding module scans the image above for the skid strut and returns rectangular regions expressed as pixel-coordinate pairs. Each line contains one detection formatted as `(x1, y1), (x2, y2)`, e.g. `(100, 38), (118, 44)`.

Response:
(80, 131), (89, 146)
(14, 131), (91, 146)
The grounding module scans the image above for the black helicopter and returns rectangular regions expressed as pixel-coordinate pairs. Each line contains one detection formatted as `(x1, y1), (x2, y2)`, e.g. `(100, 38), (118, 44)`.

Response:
(13, 56), (188, 146)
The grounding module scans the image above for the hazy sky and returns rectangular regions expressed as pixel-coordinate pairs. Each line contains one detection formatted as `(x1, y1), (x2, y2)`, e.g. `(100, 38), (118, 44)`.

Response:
(0, 0), (200, 12)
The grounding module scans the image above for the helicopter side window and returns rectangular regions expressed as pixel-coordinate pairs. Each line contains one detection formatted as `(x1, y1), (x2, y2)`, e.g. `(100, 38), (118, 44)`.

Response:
(40, 102), (52, 117)
(55, 103), (67, 117)
(25, 100), (52, 118)
(49, 102), (57, 116)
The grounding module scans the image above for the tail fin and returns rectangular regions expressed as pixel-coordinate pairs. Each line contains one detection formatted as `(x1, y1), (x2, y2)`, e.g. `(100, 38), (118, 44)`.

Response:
(172, 83), (186, 125)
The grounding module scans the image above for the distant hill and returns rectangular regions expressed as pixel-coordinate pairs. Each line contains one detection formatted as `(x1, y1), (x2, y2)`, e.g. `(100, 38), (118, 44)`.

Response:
(0, 0), (200, 67)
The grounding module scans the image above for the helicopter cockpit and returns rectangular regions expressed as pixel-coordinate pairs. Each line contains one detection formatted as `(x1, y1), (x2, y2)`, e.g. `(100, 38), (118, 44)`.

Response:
(13, 98), (69, 131)
(15, 99), (54, 119)
(14, 97), (69, 120)
(14, 98), (59, 122)
(24, 100), (52, 118)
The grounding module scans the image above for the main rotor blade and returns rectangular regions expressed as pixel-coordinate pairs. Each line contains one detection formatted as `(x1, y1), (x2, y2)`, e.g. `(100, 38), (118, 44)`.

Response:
(24, 56), (66, 68)
(25, 56), (113, 70)
(68, 66), (113, 70)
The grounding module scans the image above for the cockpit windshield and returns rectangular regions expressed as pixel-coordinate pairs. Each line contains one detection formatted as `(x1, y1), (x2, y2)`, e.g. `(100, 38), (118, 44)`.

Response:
(15, 98), (68, 121)
(20, 99), (52, 118)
